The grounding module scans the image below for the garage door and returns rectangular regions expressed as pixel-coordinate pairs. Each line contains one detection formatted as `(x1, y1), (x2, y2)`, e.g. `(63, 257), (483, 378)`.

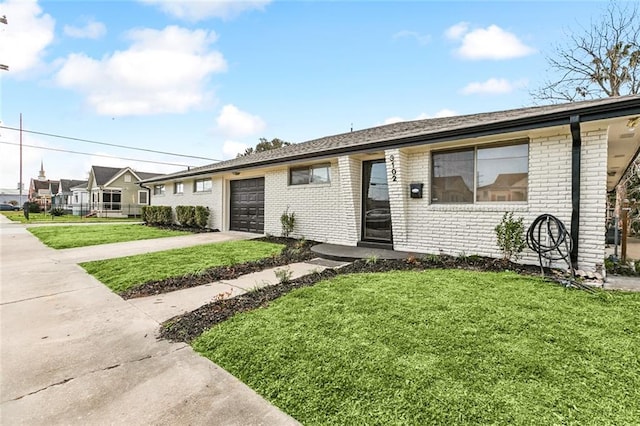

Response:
(230, 178), (265, 233)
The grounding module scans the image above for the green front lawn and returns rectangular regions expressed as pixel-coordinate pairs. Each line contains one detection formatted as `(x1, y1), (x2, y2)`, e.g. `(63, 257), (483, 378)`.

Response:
(28, 224), (189, 249)
(2, 211), (139, 223)
(194, 270), (640, 425)
(81, 240), (284, 293)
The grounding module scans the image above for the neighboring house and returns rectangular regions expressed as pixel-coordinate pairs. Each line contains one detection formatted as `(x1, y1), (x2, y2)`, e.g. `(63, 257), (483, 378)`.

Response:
(87, 165), (163, 217)
(29, 179), (58, 211)
(53, 179), (88, 212)
(141, 95), (640, 274)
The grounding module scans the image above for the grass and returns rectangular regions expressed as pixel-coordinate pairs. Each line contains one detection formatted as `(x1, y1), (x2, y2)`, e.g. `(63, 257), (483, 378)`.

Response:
(194, 270), (640, 425)
(28, 224), (190, 249)
(81, 240), (285, 293)
(2, 211), (139, 223)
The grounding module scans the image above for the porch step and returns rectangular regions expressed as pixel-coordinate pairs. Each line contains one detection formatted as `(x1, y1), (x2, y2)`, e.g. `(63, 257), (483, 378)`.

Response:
(311, 243), (414, 262)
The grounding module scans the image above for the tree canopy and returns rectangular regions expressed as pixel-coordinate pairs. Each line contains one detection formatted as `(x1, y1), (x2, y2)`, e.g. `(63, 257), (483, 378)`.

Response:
(237, 138), (291, 157)
(533, 1), (639, 102)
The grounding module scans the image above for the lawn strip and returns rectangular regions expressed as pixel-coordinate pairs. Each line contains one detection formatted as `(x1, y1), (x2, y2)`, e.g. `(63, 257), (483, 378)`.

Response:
(2, 211), (140, 223)
(191, 270), (640, 425)
(28, 224), (190, 249)
(81, 239), (285, 294)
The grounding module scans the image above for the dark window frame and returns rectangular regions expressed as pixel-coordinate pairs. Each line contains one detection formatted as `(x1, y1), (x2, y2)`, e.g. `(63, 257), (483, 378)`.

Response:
(431, 141), (529, 204)
(289, 163), (331, 186)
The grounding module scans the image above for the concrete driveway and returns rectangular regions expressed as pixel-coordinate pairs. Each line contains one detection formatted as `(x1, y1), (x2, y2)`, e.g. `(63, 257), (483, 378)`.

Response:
(0, 217), (299, 425)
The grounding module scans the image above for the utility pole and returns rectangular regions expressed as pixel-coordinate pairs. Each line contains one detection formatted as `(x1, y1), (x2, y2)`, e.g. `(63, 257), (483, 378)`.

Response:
(0, 15), (7, 71)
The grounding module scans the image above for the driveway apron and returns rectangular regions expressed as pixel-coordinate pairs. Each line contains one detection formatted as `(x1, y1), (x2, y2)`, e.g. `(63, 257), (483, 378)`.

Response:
(0, 217), (299, 425)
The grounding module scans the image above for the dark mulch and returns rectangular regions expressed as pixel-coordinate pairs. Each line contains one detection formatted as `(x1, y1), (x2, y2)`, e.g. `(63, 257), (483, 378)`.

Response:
(143, 223), (220, 233)
(119, 237), (317, 299)
(159, 255), (554, 344)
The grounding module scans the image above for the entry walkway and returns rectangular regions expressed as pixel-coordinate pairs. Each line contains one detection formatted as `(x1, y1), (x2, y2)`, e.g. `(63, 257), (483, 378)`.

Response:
(0, 216), (300, 425)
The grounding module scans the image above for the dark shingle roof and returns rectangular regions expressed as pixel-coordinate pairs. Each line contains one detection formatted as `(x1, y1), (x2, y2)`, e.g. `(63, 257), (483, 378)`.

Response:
(59, 179), (88, 193)
(141, 95), (640, 183)
(91, 166), (164, 186)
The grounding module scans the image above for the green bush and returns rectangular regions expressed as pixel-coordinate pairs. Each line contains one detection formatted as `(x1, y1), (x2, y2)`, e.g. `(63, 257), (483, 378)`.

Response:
(26, 202), (41, 213)
(195, 206), (210, 228)
(176, 205), (196, 227)
(494, 212), (526, 261)
(50, 207), (65, 216)
(280, 207), (295, 237)
(141, 206), (173, 226)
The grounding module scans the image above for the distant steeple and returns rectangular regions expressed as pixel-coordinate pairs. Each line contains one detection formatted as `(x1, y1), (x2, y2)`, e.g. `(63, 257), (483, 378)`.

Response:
(38, 160), (46, 180)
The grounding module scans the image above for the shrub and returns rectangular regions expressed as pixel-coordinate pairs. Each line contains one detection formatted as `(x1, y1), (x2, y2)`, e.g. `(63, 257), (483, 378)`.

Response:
(280, 206), (295, 237)
(195, 206), (210, 228)
(141, 206), (173, 226)
(494, 212), (526, 261)
(50, 207), (65, 216)
(26, 202), (41, 213)
(176, 205), (196, 227)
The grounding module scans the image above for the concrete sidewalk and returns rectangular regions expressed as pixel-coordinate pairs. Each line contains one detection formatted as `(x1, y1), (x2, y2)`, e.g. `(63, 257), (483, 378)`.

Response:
(0, 217), (300, 425)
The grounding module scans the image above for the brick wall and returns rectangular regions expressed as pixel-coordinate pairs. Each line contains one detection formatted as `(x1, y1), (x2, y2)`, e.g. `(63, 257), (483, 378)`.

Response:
(150, 177), (218, 229)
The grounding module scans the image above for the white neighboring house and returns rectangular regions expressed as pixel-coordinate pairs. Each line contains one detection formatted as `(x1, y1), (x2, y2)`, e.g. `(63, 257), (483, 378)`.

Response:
(141, 96), (640, 274)
(70, 183), (90, 216)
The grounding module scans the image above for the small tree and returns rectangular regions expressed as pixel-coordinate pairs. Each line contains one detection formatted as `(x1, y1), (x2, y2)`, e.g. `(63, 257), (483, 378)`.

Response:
(495, 212), (526, 262)
(237, 138), (291, 157)
(280, 206), (295, 237)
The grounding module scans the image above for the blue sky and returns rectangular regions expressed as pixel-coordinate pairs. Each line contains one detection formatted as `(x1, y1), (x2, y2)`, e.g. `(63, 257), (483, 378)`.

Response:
(0, 0), (611, 189)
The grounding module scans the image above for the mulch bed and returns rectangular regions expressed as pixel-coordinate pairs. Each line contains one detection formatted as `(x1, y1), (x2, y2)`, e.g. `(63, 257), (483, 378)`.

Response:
(119, 237), (317, 299)
(159, 255), (554, 344)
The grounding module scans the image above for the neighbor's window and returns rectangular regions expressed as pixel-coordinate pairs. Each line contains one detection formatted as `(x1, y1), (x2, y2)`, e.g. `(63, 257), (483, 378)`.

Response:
(194, 178), (212, 192)
(174, 181), (184, 194)
(124, 174), (132, 183)
(290, 163), (331, 185)
(138, 191), (148, 205)
(153, 184), (165, 195)
(431, 142), (528, 203)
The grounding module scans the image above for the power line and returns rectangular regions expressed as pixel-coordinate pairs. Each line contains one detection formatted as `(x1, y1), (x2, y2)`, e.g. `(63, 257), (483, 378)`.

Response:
(0, 140), (196, 168)
(0, 125), (220, 162)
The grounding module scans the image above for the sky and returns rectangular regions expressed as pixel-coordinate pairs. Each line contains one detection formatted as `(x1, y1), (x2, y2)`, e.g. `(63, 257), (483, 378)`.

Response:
(0, 0), (614, 190)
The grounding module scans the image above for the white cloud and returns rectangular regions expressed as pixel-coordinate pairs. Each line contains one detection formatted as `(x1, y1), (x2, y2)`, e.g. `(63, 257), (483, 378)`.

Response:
(383, 109), (457, 125)
(0, 0), (55, 74)
(444, 22), (469, 40)
(460, 78), (528, 95)
(445, 22), (535, 60)
(393, 30), (431, 45)
(216, 105), (266, 138)
(222, 140), (249, 159)
(140, 0), (271, 21)
(64, 19), (106, 39)
(54, 25), (227, 116)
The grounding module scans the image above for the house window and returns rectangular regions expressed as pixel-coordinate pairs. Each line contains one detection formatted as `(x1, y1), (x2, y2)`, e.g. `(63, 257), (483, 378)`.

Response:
(174, 182), (184, 194)
(103, 190), (122, 210)
(138, 190), (148, 205)
(124, 174), (132, 183)
(290, 163), (331, 185)
(153, 184), (165, 195)
(431, 142), (528, 203)
(194, 178), (212, 192)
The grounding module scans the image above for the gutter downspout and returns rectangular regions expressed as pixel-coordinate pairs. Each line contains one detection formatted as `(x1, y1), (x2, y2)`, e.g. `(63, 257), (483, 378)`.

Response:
(570, 114), (581, 267)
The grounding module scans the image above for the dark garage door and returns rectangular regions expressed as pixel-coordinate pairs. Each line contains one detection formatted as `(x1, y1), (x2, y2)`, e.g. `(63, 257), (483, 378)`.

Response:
(230, 178), (265, 233)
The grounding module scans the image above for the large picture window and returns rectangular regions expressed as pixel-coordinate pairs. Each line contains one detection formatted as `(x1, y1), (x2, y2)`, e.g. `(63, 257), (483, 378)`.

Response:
(103, 190), (122, 210)
(431, 143), (528, 203)
(194, 178), (212, 192)
(290, 163), (331, 185)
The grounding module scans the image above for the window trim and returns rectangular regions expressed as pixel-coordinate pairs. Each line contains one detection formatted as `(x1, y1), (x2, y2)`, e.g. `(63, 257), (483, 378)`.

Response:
(431, 141), (529, 205)
(174, 181), (184, 194)
(194, 178), (212, 193)
(153, 184), (165, 196)
(138, 190), (148, 205)
(289, 163), (331, 186)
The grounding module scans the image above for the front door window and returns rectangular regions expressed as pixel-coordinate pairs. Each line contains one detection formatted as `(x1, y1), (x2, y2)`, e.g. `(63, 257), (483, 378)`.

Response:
(362, 160), (392, 242)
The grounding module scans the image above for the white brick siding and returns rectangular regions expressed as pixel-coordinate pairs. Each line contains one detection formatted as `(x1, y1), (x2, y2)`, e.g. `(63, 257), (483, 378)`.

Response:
(148, 127), (608, 273)
(150, 177), (218, 229)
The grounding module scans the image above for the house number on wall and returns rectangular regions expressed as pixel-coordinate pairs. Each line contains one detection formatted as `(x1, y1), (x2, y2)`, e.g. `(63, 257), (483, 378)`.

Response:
(389, 155), (397, 182)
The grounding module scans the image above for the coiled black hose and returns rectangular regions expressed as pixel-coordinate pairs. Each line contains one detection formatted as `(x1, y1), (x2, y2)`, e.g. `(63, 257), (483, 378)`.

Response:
(526, 214), (573, 275)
